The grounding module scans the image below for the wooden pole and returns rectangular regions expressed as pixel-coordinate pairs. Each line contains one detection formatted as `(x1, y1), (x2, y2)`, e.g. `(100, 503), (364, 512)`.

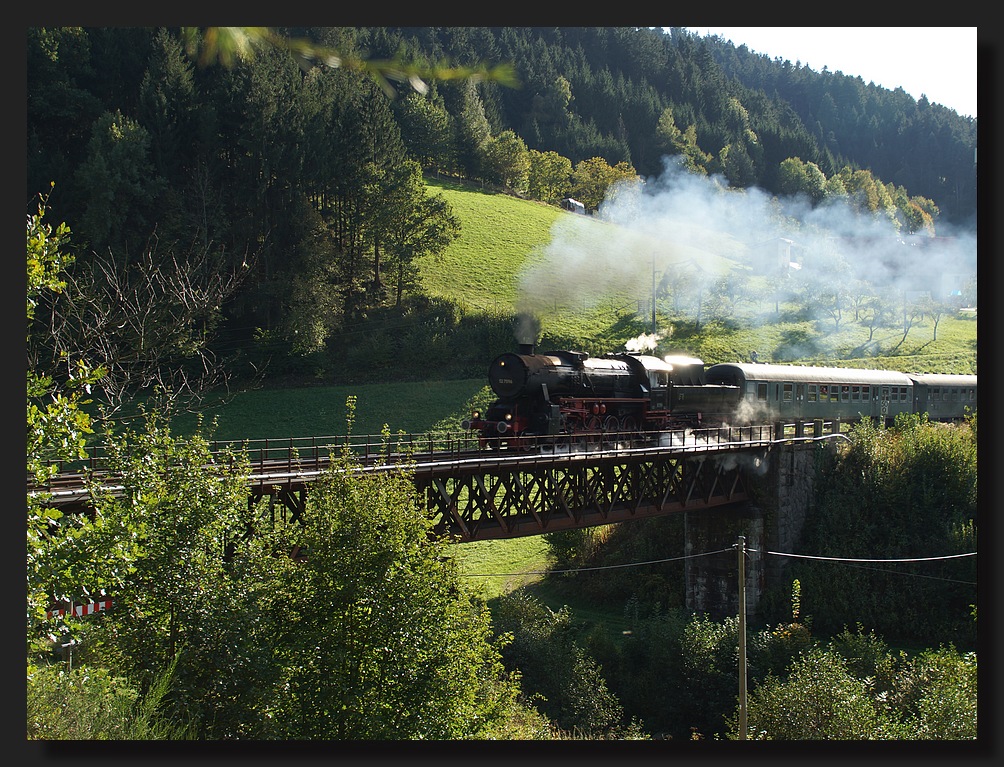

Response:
(738, 535), (748, 740)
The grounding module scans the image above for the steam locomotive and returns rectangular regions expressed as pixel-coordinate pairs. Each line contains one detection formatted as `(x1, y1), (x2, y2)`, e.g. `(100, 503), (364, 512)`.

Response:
(462, 344), (977, 449)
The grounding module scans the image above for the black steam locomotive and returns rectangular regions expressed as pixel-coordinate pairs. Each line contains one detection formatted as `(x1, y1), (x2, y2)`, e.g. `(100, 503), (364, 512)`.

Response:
(462, 345), (977, 449)
(462, 344), (742, 448)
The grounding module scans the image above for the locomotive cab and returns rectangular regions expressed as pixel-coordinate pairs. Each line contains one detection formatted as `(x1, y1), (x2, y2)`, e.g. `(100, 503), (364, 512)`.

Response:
(619, 354), (674, 410)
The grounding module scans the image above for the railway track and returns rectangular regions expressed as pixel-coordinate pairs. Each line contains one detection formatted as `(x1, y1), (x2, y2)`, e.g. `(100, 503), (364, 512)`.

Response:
(29, 421), (840, 510)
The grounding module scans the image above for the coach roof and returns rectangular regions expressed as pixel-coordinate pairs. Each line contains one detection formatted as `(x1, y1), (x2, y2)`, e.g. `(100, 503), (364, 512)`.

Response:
(705, 362), (914, 386)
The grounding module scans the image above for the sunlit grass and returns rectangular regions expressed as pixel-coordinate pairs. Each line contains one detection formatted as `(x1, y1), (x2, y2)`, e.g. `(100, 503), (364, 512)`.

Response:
(452, 537), (551, 601)
(170, 379), (488, 442)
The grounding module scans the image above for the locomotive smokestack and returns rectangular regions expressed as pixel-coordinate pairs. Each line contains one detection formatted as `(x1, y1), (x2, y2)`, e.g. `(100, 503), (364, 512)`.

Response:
(515, 311), (541, 356)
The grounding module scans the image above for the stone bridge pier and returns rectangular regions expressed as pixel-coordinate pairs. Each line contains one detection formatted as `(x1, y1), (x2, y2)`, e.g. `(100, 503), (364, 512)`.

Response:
(683, 428), (838, 623)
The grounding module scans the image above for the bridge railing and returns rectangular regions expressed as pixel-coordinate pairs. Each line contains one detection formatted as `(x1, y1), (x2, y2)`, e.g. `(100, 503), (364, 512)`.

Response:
(225, 431), (485, 473)
(29, 419), (846, 496)
(28, 431), (488, 489)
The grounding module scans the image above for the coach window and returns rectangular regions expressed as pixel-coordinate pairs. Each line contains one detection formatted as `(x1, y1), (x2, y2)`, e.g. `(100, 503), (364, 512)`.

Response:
(808, 385), (818, 402)
(862, 385), (870, 401)
(757, 383), (767, 401)
(969, 388), (975, 401)
(841, 385), (850, 402)
(830, 385), (839, 402)
(951, 388), (958, 401)
(783, 383), (793, 402)
(932, 387), (940, 402)
(851, 386), (860, 402)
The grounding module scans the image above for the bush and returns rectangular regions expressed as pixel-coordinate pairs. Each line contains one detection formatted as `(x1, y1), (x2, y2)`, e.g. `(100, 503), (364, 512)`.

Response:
(730, 647), (899, 739)
(27, 658), (191, 740)
(491, 588), (628, 737)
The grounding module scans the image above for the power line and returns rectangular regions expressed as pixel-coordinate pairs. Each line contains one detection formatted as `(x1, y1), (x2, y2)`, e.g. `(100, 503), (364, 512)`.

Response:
(460, 546), (976, 579)
(750, 549), (975, 563)
(459, 546), (733, 577)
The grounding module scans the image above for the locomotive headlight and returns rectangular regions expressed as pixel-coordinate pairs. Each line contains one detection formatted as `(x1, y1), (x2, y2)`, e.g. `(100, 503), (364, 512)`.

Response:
(472, 410), (480, 419)
(504, 413), (513, 421)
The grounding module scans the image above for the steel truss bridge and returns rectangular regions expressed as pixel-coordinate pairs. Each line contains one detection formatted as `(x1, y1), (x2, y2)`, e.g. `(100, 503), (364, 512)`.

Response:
(30, 421), (843, 543)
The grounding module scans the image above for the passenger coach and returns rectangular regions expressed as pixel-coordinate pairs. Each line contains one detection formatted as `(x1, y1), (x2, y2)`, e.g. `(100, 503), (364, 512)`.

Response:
(703, 362), (975, 426)
(908, 373), (977, 421)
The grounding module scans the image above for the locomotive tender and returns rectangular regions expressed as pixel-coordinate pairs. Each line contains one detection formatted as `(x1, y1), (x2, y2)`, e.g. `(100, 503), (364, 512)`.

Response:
(463, 344), (976, 448)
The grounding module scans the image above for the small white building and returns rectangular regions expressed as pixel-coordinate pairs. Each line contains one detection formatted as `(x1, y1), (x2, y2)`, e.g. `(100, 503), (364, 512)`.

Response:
(561, 197), (586, 215)
(774, 238), (802, 271)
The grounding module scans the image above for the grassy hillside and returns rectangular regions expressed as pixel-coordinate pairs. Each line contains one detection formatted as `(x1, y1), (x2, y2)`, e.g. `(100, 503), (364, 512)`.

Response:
(419, 178), (976, 373)
(416, 178), (562, 312)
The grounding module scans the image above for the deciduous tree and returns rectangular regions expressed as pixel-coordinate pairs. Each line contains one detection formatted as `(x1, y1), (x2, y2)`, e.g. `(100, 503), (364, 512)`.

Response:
(254, 456), (534, 739)
(483, 129), (531, 193)
(571, 156), (639, 212)
(526, 148), (572, 204)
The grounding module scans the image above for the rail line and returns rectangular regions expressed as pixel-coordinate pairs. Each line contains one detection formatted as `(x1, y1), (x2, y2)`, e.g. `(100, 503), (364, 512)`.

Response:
(28, 420), (844, 513)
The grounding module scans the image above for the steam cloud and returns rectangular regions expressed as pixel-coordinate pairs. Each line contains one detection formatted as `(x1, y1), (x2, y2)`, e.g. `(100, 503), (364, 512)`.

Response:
(515, 160), (977, 356)
(624, 332), (662, 353)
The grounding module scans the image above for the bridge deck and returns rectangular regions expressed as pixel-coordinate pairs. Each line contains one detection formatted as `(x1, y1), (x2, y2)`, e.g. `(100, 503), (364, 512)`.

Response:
(29, 420), (844, 541)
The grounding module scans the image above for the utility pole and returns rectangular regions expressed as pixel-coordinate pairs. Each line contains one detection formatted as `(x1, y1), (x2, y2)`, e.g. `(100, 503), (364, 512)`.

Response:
(737, 535), (748, 740)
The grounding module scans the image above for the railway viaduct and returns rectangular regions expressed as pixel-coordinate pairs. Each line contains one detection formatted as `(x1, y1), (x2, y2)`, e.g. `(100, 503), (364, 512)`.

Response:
(31, 420), (845, 622)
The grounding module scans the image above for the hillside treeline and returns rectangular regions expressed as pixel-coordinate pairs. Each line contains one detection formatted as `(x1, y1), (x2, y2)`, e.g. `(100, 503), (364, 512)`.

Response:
(371, 26), (975, 223)
(27, 27), (976, 411)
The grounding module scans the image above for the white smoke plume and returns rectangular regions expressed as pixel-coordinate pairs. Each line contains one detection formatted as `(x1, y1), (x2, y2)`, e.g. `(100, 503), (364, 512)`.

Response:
(516, 159), (977, 357)
(625, 332), (662, 352)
